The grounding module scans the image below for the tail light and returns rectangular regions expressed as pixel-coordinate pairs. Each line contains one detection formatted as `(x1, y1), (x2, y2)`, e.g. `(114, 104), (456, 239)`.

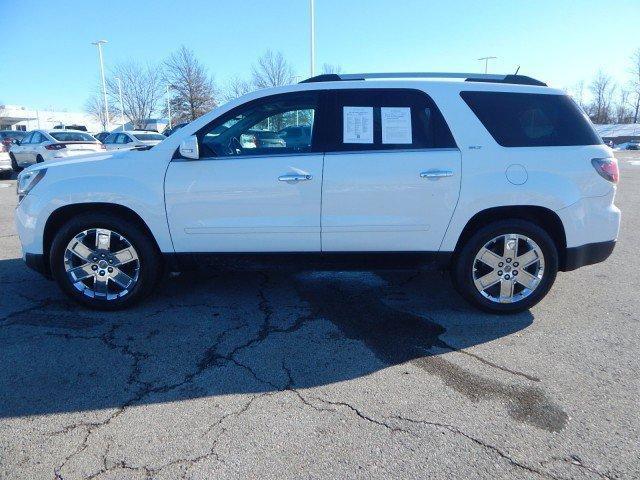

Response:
(45, 143), (66, 151)
(591, 158), (619, 183)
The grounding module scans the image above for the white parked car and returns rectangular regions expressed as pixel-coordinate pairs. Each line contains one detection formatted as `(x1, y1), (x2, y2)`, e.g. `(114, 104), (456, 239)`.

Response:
(9, 129), (105, 171)
(14, 72), (620, 312)
(102, 131), (166, 151)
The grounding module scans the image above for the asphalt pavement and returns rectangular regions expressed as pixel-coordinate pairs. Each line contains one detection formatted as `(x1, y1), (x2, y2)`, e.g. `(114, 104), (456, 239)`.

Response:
(0, 152), (638, 479)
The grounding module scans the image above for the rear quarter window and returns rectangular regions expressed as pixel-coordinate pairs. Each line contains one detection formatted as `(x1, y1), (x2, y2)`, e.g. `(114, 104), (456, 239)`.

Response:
(460, 91), (602, 147)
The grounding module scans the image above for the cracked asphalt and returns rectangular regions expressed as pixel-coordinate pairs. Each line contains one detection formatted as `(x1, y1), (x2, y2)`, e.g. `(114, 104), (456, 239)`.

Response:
(1, 152), (638, 479)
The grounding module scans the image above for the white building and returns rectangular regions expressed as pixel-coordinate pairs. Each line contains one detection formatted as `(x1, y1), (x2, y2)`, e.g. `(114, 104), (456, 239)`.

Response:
(0, 104), (120, 132)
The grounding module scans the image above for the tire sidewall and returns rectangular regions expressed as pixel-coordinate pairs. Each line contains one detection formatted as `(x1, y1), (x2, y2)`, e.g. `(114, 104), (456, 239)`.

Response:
(454, 219), (558, 314)
(50, 213), (160, 310)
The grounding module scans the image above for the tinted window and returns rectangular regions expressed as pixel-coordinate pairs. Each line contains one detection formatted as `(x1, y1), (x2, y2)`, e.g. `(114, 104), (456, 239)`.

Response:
(20, 133), (34, 144)
(132, 133), (165, 141)
(197, 92), (318, 157)
(115, 134), (130, 144)
(330, 89), (456, 151)
(32, 132), (46, 143)
(104, 134), (116, 143)
(49, 132), (96, 142)
(460, 92), (602, 147)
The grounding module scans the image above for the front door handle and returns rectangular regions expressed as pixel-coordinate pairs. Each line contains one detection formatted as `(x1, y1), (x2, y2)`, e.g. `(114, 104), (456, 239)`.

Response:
(420, 170), (454, 179)
(278, 174), (312, 182)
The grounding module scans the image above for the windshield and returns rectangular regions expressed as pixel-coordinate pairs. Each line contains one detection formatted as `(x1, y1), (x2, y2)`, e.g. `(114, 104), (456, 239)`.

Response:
(50, 131), (96, 142)
(133, 133), (166, 141)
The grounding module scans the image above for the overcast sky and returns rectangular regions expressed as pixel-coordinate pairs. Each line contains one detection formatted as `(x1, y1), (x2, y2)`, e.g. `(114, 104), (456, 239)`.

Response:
(1, 0), (639, 111)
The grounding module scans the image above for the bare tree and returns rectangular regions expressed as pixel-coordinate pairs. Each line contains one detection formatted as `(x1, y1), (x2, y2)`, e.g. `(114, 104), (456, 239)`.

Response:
(614, 89), (632, 124)
(105, 62), (164, 129)
(322, 63), (342, 74)
(84, 94), (110, 131)
(588, 71), (616, 124)
(567, 80), (587, 111)
(221, 77), (254, 103)
(629, 48), (640, 123)
(164, 46), (217, 123)
(251, 50), (295, 89)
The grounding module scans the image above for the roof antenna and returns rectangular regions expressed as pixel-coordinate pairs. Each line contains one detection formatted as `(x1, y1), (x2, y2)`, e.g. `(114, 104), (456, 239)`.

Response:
(514, 65), (521, 75)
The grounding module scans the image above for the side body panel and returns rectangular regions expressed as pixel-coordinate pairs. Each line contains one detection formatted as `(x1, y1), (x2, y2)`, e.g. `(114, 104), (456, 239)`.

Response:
(164, 154), (323, 252)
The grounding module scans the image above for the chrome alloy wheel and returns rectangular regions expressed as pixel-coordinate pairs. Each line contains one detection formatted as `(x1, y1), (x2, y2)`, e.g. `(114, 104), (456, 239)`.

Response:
(63, 228), (140, 300)
(472, 233), (545, 304)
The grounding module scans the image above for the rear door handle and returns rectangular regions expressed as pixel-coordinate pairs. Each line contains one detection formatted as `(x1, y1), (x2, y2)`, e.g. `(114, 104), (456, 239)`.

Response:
(420, 170), (454, 179)
(278, 174), (312, 182)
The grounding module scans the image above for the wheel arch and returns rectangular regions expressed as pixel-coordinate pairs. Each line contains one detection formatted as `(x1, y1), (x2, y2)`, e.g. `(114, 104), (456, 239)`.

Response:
(453, 205), (568, 270)
(43, 202), (161, 276)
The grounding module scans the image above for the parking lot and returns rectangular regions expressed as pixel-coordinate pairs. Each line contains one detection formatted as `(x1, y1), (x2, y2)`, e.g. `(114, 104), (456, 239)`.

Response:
(0, 152), (637, 479)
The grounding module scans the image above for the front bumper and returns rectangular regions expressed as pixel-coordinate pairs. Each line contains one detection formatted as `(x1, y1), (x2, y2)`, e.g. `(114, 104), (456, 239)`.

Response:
(0, 152), (11, 172)
(24, 253), (49, 277)
(563, 240), (616, 271)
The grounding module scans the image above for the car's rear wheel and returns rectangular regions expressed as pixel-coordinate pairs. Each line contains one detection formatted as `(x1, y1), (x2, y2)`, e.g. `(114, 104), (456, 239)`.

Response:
(452, 219), (558, 314)
(10, 154), (22, 172)
(50, 213), (162, 310)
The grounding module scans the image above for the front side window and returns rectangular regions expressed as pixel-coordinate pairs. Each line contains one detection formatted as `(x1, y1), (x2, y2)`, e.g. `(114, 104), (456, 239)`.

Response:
(115, 134), (131, 144)
(32, 132), (46, 143)
(329, 89), (457, 151)
(104, 134), (116, 143)
(197, 92), (319, 158)
(460, 91), (602, 147)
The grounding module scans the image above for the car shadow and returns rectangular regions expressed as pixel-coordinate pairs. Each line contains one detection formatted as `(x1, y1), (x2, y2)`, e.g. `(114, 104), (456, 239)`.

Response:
(0, 258), (548, 426)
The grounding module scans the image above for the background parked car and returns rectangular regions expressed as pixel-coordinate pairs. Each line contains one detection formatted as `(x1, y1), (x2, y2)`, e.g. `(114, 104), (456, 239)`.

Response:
(93, 132), (111, 143)
(278, 125), (312, 148)
(162, 122), (188, 137)
(9, 129), (105, 171)
(240, 129), (286, 149)
(0, 131), (28, 178)
(102, 131), (166, 151)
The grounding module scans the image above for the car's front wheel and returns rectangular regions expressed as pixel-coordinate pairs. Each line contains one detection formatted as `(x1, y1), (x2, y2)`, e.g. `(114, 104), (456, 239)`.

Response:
(10, 154), (22, 172)
(453, 219), (558, 314)
(50, 213), (162, 310)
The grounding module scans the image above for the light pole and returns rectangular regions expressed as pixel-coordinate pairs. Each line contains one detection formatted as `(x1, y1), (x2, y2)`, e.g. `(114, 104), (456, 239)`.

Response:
(115, 76), (125, 131)
(166, 85), (172, 130)
(478, 56), (497, 74)
(92, 40), (110, 128)
(310, 0), (316, 77)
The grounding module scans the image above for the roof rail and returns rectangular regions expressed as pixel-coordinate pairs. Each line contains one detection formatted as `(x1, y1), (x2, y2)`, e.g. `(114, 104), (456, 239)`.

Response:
(300, 72), (546, 87)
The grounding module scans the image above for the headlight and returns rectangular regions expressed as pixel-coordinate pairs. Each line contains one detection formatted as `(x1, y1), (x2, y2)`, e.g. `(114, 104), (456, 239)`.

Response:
(17, 168), (47, 202)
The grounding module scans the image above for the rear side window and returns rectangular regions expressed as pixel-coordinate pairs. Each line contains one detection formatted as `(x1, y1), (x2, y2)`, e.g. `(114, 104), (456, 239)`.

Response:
(460, 91), (602, 147)
(330, 89), (456, 151)
(49, 132), (96, 142)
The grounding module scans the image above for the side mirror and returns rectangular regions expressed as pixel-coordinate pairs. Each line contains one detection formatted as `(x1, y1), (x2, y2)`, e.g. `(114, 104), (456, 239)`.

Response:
(179, 135), (199, 160)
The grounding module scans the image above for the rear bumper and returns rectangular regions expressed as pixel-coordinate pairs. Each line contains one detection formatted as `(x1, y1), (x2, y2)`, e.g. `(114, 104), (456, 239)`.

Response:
(562, 240), (616, 271)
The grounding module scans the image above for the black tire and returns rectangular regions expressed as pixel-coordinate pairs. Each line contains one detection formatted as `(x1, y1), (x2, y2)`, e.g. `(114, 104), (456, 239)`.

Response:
(10, 154), (22, 172)
(36, 155), (44, 163)
(452, 219), (558, 314)
(49, 212), (162, 310)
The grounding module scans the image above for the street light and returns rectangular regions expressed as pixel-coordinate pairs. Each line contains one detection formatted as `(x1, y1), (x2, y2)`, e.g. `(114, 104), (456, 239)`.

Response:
(310, 0), (315, 77)
(166, 85), (172, 130)
(91, 40), (109, 128)
(478, 56), (497, 74)
(114, 76), (125, 131)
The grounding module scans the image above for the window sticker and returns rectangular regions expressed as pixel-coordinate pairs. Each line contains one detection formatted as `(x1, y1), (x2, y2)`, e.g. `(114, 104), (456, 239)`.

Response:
(343, 106), (374, 143)
(381, 107), (412, 144)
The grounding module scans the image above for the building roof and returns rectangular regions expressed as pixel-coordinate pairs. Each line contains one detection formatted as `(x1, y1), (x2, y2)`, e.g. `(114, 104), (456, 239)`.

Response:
(593, 124), (640, 138)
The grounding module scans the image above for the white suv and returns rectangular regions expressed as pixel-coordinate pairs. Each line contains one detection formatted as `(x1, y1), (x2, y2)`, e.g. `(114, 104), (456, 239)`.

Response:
(14, 72), (621, 313)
